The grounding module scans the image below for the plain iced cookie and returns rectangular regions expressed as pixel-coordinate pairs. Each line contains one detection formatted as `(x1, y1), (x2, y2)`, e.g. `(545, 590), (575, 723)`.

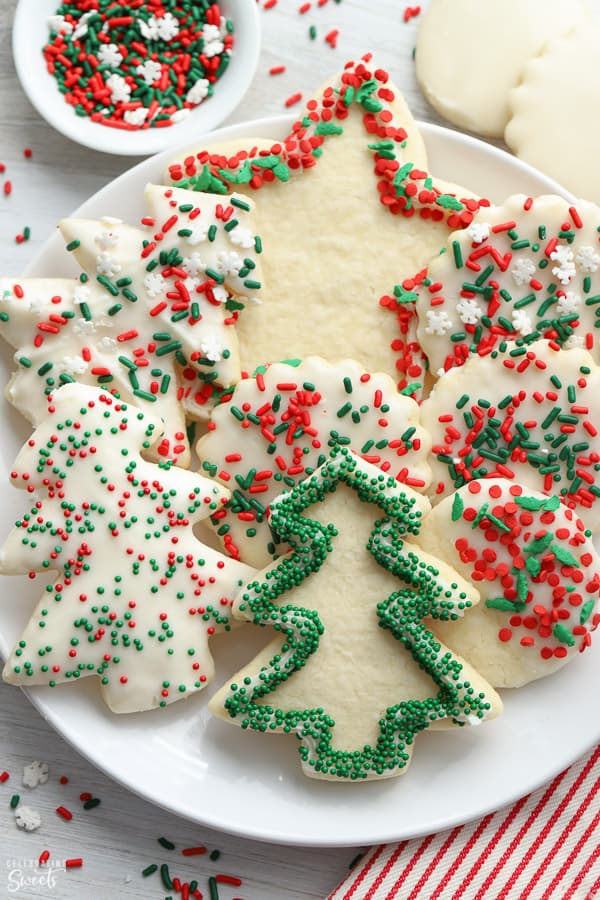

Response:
(415, 479), (600, 687)
(0, 383), (256, 713)
(420, 340), (600, 530)
(209, 449), (502, 781)
(166, 56), (484, 393)
(506, 28), (600, 203)
(416, 0), (591, 138)
(415, 194), (600, 377)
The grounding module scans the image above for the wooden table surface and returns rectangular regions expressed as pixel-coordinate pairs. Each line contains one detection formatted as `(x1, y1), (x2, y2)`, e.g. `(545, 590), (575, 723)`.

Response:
(0, 2), (460, 898)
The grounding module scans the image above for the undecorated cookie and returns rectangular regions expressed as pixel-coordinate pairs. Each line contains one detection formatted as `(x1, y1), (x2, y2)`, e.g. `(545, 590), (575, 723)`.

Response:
(416, 0), (591, 138)
(416, 478), (600, 687)
(420, 340), (600, 530)
(415, 194), (600, 377)
(1, 383), (255, 713)
(506, 28), (600, 203)
(209, 448), (502, 781)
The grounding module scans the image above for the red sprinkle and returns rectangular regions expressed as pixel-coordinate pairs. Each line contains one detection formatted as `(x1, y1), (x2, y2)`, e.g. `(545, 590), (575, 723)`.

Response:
(23, 147), (33, 159)
(285, 92), (303, 108)
(66, 858), (83, 869)
(4, 180), (12, 196)
(182, 846), (207, 856)
(298, 1), (311, 11)
(269, 65), (286, 76)
(0, 771), (9, 783)
(216, 874), (243, 886)
(403, 5), (421, 22)
(59, 776), (69, 785)
(38, 850), (50, 865)
(56, 805), (73, 821)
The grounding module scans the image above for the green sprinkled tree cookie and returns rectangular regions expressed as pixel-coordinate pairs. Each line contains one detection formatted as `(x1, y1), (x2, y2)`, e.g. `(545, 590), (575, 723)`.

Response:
(415, 478), (600, 687)
(209, 448), (501, 781)
(0, 183), (263, 466)
(166, 55), (485, 389)
(415, 194), (600, 377)
(1, 383), (255, 713)
(197, 357), (432, 568)
(421, 340), (600, 529)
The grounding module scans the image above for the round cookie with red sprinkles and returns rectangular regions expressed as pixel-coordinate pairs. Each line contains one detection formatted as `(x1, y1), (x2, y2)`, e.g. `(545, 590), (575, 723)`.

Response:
(415, 477), (600, 686)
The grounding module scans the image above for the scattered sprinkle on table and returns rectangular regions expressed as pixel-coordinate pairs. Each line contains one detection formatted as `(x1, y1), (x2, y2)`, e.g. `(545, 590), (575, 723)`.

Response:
(43, 1), (234, 131)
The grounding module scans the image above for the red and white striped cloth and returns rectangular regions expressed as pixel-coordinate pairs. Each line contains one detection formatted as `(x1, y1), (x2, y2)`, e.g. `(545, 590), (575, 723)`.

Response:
(328, 744), (599, 900)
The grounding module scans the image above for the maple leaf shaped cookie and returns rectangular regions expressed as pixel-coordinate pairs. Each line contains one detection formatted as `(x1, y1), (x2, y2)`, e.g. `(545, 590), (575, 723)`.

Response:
(1, 383), (255, 713)
(166, 55), (485, 394)
(210, 448), (501, 781)
(0, 184), (263, 466)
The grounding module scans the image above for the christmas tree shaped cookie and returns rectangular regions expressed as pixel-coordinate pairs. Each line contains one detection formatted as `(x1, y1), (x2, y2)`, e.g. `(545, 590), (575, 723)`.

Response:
(166, 55), (486, 389)
(210, 448), (502, 781)
(1, 383), (255, 713)
(0, 183), (263, 466)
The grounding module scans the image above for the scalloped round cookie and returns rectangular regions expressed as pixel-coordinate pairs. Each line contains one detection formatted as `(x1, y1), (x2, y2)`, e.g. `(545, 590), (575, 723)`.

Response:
(415, 194), (600, 377)
(416, 478), (600, 687)
(420, 340), (600, 530)
(416, 0), (591, 138)
(506, 28), (600, 203)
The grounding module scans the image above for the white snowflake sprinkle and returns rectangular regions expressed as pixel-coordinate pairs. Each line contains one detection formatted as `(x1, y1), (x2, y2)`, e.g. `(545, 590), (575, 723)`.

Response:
(48, 14), (73, 34)
(456, 298), (483, 325)
(467, 222), (491, 244)
(563, 334), (586, 350)
(99, 336), (117, 353)
(228, 225), (255, 249)
(200, 335), (223, 362)
(186, 78), (210, 105)
(15, 807), (41, 832)
(550, 245), (576, 285)
(186, 224), (209, 246)
(181, 254), (206, 277)
(96, 253), (121, 278)
(216, 251), (243, 276)
(62, 355), (89, 375)
(211, 285), (229, 304)
(171, 109), (191, 124)
(144, 273), (164, 298)
(511, 257), (536, 286)
(22, 761), (49, 788)
(123, 107), (148, 127)
(73, 285), (90, 306)
(576, 245), (600, 273)
(139, 12), (180, 41)
(425, 309), (454, 335)
(73, 318), (96, 336)
(136, 60), (162, 86)
(97, 43), (123, 68)
(106, 73), (131, 103)
(556, 291), (581, 315)
(72, 11), (93, 40)
(204, 37), (225, 58)
(203, 24), (222, 44)
(94, 229), (119, 251)
(511, 309), (533, 334)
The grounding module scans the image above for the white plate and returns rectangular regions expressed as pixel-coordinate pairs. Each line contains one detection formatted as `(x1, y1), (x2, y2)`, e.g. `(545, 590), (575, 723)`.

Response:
(2, 117), (598, 848)
(12, 0), (260, 156)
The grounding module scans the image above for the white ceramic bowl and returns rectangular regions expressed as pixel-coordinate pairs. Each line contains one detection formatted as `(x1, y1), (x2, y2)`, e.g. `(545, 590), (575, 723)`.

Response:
(12, 0), (260, 156)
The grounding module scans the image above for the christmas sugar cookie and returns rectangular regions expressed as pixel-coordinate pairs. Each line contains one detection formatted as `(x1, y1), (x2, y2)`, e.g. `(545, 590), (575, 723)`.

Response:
(197, 357), (432, 568)
(415, 195), (600, 377)
(0, 183), (263, 466)
(209, 449), (501, 782)
(0, 383), (255, 713)
(416, 0), (591, 138)
(420, 341), (600, 529)
(166, 56), (485, 388)
(415, 479), (600, 687)
(506, 28), (600, 204)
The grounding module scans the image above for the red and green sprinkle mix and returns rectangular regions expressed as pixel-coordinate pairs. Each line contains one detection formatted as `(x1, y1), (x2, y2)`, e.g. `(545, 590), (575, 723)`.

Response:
(43, 1), (233, 131)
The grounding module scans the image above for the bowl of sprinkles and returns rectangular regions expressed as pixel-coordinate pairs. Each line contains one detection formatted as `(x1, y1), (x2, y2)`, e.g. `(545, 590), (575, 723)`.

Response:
(12, 0), (260, 155)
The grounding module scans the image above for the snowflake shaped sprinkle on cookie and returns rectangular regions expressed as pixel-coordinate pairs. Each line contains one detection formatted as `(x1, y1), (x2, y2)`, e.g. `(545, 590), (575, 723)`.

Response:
(421, 341), (600, 528)
(0, 184), (263, 466)
(209, 448), (501, 781)
(415, 195), (600, 376)
(197, 357), (432, 567)
(416, 479), (600, 687)
(0, 383), (255, 713)
(22, 761), (49, 788)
